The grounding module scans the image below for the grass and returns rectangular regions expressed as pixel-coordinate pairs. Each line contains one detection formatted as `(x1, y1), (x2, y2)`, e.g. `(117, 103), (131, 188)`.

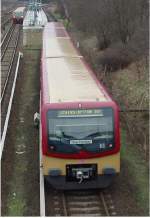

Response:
(7, 194), (26, 216)
(4, 49), (40, 216)
(121, 128), (149, 214)
(6, 129), (28, 216)
(112, 63), (149, 109)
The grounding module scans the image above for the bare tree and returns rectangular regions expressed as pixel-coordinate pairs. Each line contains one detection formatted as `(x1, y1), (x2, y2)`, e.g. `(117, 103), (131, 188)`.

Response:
(63, 0), (148, 49)
(112, 0), (141, 44)
(92, 0), (114, 49)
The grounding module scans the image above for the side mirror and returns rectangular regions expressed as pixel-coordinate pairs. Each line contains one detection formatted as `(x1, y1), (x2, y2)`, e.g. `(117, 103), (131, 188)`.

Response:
(34, 112), (40, 128)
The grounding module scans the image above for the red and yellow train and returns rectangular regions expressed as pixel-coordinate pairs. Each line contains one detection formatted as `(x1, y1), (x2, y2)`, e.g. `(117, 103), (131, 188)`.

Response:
(12, 7), (25, 24)
(40, 22), (121, 189)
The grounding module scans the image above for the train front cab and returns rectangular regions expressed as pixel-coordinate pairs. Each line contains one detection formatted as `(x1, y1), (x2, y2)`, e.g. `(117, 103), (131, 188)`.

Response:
(12, 9), (24, 25)
(41, 103), (120, 190)
(13, 17), (24, 24)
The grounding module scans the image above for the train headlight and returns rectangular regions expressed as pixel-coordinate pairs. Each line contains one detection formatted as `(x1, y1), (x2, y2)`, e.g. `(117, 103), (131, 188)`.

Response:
(103, 168), (116, 175)
(49, 145), (55, 151)
(48, 168), (61, 176)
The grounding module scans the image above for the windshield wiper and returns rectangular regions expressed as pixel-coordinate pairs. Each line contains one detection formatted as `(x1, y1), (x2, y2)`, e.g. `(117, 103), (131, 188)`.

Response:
(49, 132), (73, 140)
(49, 136), (61, 141)
(86, 132), (113, 139)
(61, 131), (74, 139)
(48, 136), (82, 152)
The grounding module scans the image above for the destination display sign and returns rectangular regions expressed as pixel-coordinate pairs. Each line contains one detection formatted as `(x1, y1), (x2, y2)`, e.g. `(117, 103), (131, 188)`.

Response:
(70, 139), (92, 144)
(57, 109), (104, 117)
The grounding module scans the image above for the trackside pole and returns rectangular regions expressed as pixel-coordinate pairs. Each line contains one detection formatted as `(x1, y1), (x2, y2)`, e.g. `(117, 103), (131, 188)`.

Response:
(39, 93), (45, 216)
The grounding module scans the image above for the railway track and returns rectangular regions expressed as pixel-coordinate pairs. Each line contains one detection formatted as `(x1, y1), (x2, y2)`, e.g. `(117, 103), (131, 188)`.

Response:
(1, 10), (13, 40)
(1, 17), (12, 30)
(1, 20), (13, 42)
(1, 24), (21, 136)
(45, 187), (117, 216)
(1, 24), (14, 56)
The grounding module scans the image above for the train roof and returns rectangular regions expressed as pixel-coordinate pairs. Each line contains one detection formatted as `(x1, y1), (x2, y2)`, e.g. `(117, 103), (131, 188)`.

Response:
(42, 22), (112, 104)
(14, 7), (25, 13)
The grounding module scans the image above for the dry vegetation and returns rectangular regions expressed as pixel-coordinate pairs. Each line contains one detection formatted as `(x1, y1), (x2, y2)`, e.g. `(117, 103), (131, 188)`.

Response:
(57, 0), (149, 157)
(64, 0), (148, 63)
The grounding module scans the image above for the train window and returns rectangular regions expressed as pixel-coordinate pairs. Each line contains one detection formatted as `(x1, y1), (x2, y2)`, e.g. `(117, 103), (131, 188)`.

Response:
(47, 108), (115, 154)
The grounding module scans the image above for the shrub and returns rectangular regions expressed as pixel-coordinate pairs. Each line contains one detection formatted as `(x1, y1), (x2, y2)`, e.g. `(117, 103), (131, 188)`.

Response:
(98, 48), (131, 72)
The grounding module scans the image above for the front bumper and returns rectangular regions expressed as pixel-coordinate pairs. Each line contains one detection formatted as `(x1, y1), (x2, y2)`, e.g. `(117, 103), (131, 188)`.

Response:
(45, 174), (117, 190)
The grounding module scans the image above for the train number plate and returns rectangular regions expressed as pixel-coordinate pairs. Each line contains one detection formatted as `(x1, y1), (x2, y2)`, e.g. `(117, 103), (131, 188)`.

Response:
(66, 164), (97, 181)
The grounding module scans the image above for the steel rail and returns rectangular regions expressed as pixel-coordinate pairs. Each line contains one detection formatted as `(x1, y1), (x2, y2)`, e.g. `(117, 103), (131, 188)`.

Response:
(1, 26), (20, 104)
(60, 190), (112, 216)
(1, 17), (12, 29)
(1, 23), (14, 47)
(1, 25), (15, 61)
(45, 186), (116, 216)
(99, 192), (110, 216)
(61, 192), (68, 216)
(1, 10), (13, 36)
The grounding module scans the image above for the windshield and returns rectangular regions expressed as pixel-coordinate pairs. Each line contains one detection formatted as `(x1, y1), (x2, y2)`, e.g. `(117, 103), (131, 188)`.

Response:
(47, 108), (114, 154)
(15, 12), (23, 17)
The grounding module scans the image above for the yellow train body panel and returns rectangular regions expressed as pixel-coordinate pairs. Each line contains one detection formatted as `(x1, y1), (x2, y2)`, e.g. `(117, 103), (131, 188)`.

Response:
(42, 153), (120, 176)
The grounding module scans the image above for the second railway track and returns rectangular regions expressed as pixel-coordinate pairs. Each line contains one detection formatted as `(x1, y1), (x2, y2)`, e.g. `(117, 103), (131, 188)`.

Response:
(1, 10), (14, 42)
(45, 188), (117, 216)
(1, 24), (21, 136)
